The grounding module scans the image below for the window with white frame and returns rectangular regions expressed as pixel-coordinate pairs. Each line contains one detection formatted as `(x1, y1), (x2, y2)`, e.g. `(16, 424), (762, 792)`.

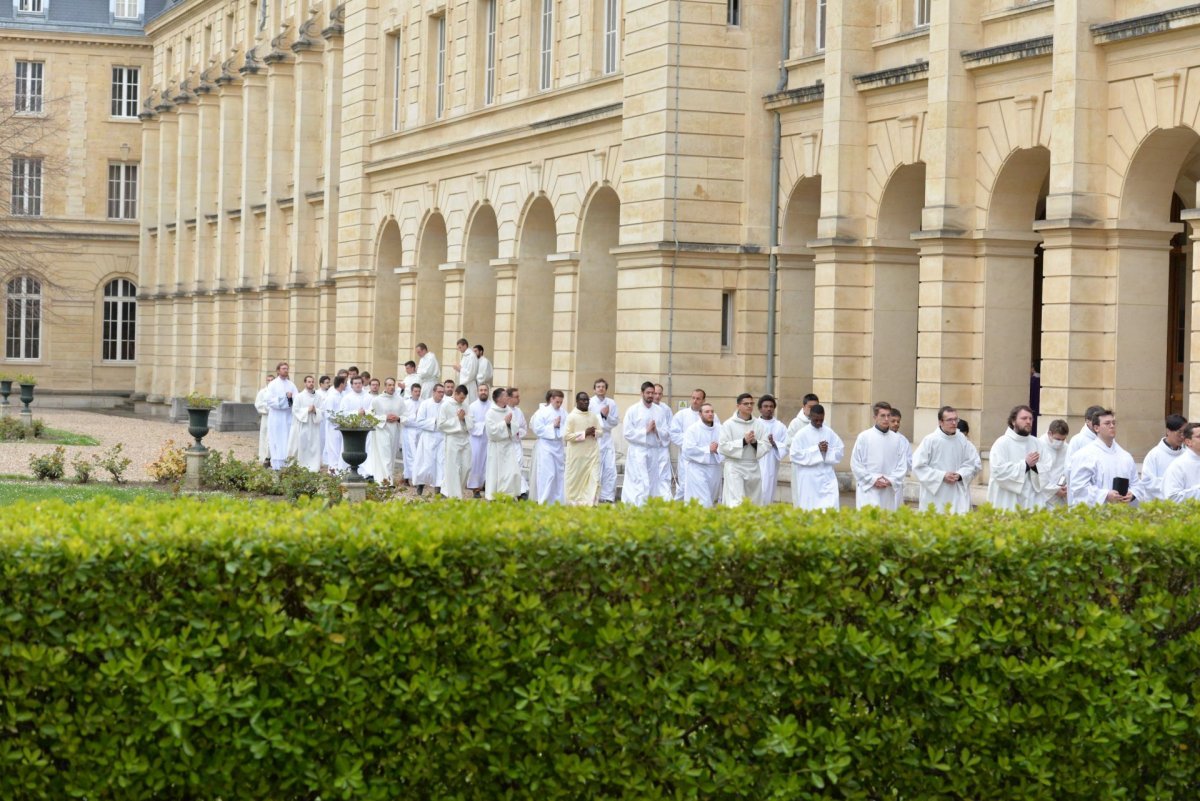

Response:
(435, 15), (446, 118)
(602, 0), (619, 75)
(10, 158), (42, 217)
(107, 163), (138, 220)
(816, 0), (827, 52)
(114, 0), (138, 19)
(111, 66), (139, 118)
(916, 0), (931, 27)
(539, 0), (553, 90)
(5, 276), (41, 361)
(484, 0), (497, 105)
(14, 61), (43, 114)
(102, 278), (137, 362)
(17, 0), (44, 14)
(391, 32), (403, 131)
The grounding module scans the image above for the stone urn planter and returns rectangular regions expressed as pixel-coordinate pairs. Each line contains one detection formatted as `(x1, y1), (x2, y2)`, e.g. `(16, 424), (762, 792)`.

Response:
(186, 407), (213, 452)
(337, 426), (370, 482)
(0, 379), (12, 410)
(17, 378), (35, 417)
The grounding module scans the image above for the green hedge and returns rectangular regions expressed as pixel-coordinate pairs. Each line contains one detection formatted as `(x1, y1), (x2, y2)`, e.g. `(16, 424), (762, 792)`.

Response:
(2, 498), (1199, 800)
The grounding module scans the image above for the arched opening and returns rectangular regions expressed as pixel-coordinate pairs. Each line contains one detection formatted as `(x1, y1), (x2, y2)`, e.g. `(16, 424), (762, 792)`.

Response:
(514, 197), (557, 400)
(576, 187), (619, 390)
(373, 220), (404, 376)
(416, 213), (448, 366)
(464, 205), (499, 355)
(777, 176), (820, 411)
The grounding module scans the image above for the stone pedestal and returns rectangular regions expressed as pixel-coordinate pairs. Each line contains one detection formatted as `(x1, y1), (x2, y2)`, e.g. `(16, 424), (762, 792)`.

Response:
(343, 481), (367, 503)
(184, 450), (206, 491)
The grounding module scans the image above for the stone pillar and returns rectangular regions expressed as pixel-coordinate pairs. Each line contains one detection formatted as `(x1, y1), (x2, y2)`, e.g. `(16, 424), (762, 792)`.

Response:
(235, 67), (267, 397)
(811, 242), (872, 437)
(213, 77), (243, 397)
(333, 272), (376, 369)
(491, 259), (519, 388)
(440, 262), (467, 357)
(193, 88), (219, 395)
(184, 450), (205, 491)
(135, 114), (161, 401)
(151, 106), (178, 403)
(1183, 208), (1200, 420)
(320, 18), (344, 288)
(978, 236), (1041, 436)
(394, 267), (417, 366)
(548, 252), (581, 394)
(234, 287), (262, 400)
(287, 285), (321, 376)
(774, 248), (815, 412)
(289, 46), (322, 286)
(868, 246), (920, 439)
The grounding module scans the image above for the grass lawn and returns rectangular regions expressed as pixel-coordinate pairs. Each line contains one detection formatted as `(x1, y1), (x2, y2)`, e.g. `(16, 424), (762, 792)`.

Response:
(0, 480), (176, 505)
(36, 428), (101, 446)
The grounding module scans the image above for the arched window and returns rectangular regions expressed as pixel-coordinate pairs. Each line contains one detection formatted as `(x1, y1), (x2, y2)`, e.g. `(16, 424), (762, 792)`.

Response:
(102, 278), (136, 362)
(5, 276), (41, 360)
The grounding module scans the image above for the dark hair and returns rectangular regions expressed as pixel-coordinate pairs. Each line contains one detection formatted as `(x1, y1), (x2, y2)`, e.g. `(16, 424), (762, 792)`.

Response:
(347, 365), (359, 373)
(1166, 414), (1187, 432)
(404, 360), (416, 369)
(492, 387), (507, 402)
(1084, 405), (1105, 425)
(956, 418), (969, 436)
(872, 401), (892, 416)
(474, 344), (485, 354)
(548, 389), (564, 399)
(890, 408), (903, 419)
(810, 404), (825, 416)
(416, 343), (428, 351)
(757, 394), (776, 409)
(937, 405), (956, 422)
(455, 384), (468, 396)
(303, 375), (314, 383)
(737, 392), (753, 404)
(319, 375), (331, 384)
(640, 381), (655, 392)
(594, 378), (608, 389)
(803, 393), (819, 405)
(457, 338), (469, 347)
(1007, 405), (1034, 429)
(1048, 418), (1069, 436)
(693, 388), (707, 399)
(575, 391), (590, 403)
(333, 375), (346, 390)
(1184, 422), (1199, 440)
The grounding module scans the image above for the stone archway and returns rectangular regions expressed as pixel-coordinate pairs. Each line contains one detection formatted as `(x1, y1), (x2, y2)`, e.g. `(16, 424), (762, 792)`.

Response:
(777, 176), (820, 413)
(415, 213), (448, 367)
(510, 197), (557, 400)
(463, 205), (499, 356)
(575, 187), (619, 392)
(373, 219), (404, 377)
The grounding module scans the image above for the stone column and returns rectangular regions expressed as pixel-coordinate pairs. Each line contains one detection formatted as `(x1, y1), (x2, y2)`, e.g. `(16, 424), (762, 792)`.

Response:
(440, 262), (467, 357)
(150, 104), (177, 403)
(548, 253), (581, 394)
(774, 248), (815, 410)
(172, 94), (198, 399)
(868, 246), (920, 437)
(192, 89), (219, 394)
(810, 242), (872, 435)
(334, 272), (376, 368)
(235, 67), (267, 396)
(1183, 208), (1200, 420)
(318, 19), (344, 373)
(261, 54), (295, 365)
(135, 114), (160, 401)
(977, 236), (1041, 435)
(491, 259), (519, 388)
(213, 76), (243, 399)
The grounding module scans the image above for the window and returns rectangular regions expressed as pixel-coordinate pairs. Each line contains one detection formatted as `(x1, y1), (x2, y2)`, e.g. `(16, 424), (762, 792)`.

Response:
(816, 0), (827, 52)
(539, 0), (553, 90)
(14, 61), (43, 114)
(435, 15), (446, 118)
(916, 0), (931, 27)
(102, 279), (137, 362)
(484, 0), (497, 105)
(10, 158), (42, 217)
(602, 0), (619, 74)
(391, 32), (403, 131)
(726, 0), (740, 27)
(6, 276), (41, 361)
(111, 67), (139, 118)
(720, 291), (734, 350)
(107, 163), (138, 220)
(17, 0), (43, 13)
(114, 0), (138, 19)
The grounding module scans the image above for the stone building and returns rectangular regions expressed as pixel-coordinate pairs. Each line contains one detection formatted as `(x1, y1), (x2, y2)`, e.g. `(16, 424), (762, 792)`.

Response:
(0, 0), (160, 402)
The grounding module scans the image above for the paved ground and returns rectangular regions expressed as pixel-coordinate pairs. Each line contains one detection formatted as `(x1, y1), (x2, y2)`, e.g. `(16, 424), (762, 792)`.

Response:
(0, 409), (258, 482)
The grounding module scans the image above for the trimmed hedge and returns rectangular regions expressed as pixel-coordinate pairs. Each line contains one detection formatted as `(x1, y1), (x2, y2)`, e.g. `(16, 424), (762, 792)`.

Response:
(2, 498), (1199, 800)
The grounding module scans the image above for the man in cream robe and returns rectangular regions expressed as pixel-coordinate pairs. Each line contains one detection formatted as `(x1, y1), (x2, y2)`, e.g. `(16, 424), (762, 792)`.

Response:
(265, 362), (298, 470)
(1138, 414), (1187, 502)
(850, 402), (910, 510)
(401, 383), (422, 485)
(485, 388), (524, 500)
(1069, 410), (1138, 507)
(564, 392), (602, 506)
(756, 395), (788, 505)
(366, 379), (406, 484)
(530, 390), (567, 504)
(681, 404), (723, 507)
(451, 339), (479, 402)
(1162, 422), (1200, 501)
(911, 406), (981, 514)
(438, 385), (472, 498)
(321, 376), (347, 471)
(789, 404), (843, 510)
(413, 383), (446, 493)
(415, 343), (440, 400)
(287, 375), (323, 471)
(622, 381), (673, 505)
(255, 374), (273, 465)
(718, 393), (772, 507)
(986, 405), (1045, 511)
(467, 384), (491, 497)
(670, 389), (717, 501)
(1036, 419), (1070, 507)
(589, 379), (621, 503)
(473, 345), (493, 389)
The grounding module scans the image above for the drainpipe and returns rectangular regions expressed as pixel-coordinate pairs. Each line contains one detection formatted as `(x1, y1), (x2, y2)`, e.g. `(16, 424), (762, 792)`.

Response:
(666, 0), (683, 403)
(765, 0), (792, 396)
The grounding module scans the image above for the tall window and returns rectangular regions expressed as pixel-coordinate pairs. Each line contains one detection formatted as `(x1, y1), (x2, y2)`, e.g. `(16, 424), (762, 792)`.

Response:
(102, 279), (137, 362)
(11, 158), (42, 217)
(111, 67), (140, 118)
(391, 33), (403, 131)
(17, 0), (43, 13)
(14, 61), (43, 114)
(916, 0), (931, 27)
(726, 0), (740, 26)
(114, 0), (138, 19)
(720, 291), (734, 350)
(816, 0), (827, 52)
(484, 0), (497, 105)
(435, 15), (446, 119)
(539, 0), (553, 90)
(107, 163), (138, 220)
(6, 277), (41, 361)
(602, 0), (619, 75)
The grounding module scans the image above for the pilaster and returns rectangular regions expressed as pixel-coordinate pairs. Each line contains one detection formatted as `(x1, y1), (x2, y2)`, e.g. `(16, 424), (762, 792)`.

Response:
(289, 46), (323, 285)
(440, 262), (467, 356)
(1184, 208), (1200, 421)
(548, 252), (581, 393)
(491, 258), (519, 388)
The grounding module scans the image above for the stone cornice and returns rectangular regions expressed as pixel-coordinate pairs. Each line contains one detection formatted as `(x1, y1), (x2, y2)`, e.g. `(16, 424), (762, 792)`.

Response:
(1092, 3), (1200, 44)
(764, 81), (824, 110)
(853, 60), (929, 91)
(961, 35), (1053, 69)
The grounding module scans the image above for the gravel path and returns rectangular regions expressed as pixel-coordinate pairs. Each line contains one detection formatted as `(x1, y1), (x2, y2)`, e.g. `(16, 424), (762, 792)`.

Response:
(1, 409), (258, 482)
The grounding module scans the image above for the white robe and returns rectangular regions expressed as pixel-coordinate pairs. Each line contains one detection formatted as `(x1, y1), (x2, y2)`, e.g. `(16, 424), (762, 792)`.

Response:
(455, 350), (478, 401)
(1069, 438), (1138, 507)
(400, 373), (420, 398)
(1139, 438), (1185, 502)
(255, 385), (271, 462)
(670, 407), (722, 501)
(588, 395), (620, 502)
(265, 377), (298, 469)
(1065, 426), (1098, 484)
(366, 392), (406, 484)
(718, 415), (770, 507)
(530, 403), (567, 504)
(893, 434), (913, 506)
(321, 389), (346, 471)
(402, 398), (422, 481)
(286, 389), (323, 471)
(485, 405), (523, 499)
(438, 398), (472, 498)
(1036, 435), (1068, 507)
(1162, 448), (1200, 502)
(413, 397), (446, 488)
(622, 401), (673, 505)
(510, 405), (529, 494)
(475, 356), (493, 388)
(850, 427), (910, 510)
(986, 427), (1045, 511)
(467, 399), (491, 490)
(313, 388), (328, 458)
(911, 429), (980, 514)
(681, 420), (723, 507)
(416, 352), (440, 399)
(757, 417), (788, 505)
(789, 423), (843, 510)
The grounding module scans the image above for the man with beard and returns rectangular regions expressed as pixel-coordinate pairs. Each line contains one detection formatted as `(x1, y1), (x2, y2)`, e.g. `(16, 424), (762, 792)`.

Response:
(467, 383), (491, 498)
(670, 389), (716, 501)
(623, 381), (673, 505)
(485, 388), (524, 500)
(287, 375), (323, 471)
(681, 402), (723, 507)
(986, 405), (1045, 511)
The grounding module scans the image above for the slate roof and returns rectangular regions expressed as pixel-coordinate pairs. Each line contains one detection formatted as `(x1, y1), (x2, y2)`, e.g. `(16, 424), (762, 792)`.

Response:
(0, 0), (169, 37)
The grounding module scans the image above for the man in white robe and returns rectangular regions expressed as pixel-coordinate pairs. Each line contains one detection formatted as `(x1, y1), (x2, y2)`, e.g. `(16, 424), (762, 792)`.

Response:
(507, 387), (531, 497)
(413, 383), (446, 494)
(911, 405), (981, 514)
(651, 384), (675, 493)
(530, 390), (567, 504)
(1139, 414), (1187, 502)
(1162, 422), (1200, 501)
(889, 408), (914, 506)
(473, 345), (493, 389)
(314, 375), (331, 458)
(415, 343), (440, 400)
(321, 375), (347, 471)
(255, 374), (273, 466)
(366, 378), (406, 484)
(1065, 405), (1103, 483)
(850, 402), (910, 510)
(451, 339), (479, 402)
(438, 384), (472, 498)
(718, 393), (772, 507)
(485, 388), (524, 500)
(287, 375), (323, 471)
(622, 381), (673, 505)
(265, 362), (298, 470)
(681, 404), (723, 507)
(789, 404), (843, 510)
(467, 384), (491, 497)
(401, 383), (422, 485)
(1069, 410), (1138, 507)
(756, 395), (788, 505)
(786, 393), (821, 443)
(1036, 418), (1070, 507)
(670, 389), (718, 501)
(986, 405), (1046, 511)
(399, 361), (419, 398)
(338, 375), (374, 478)
(589, 378), (620, 503)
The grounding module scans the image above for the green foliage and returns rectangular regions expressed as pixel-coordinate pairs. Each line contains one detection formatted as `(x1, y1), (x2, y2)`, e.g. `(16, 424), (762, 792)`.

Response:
(26, 446), (65, 480)
(1, 500), (1199, 799)
(146, 439), (187, 484)
(330, 409), (383, 429)
(70, 453), (94, 484)
(13, 373), (36, 386)
(183, 392), (221, 410)
(201, 450), (345, 501)
(93, 442), (131, 483)
(0, 479), (175, 505)
(276, 460), (343, 501)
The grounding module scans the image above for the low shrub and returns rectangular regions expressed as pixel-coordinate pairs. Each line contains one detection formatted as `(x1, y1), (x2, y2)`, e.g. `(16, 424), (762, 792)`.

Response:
(0, 416), (46, 441)
(94, 442), (131, 483)
(27, 446), (65, 480)
(1, 500), (1198, 800)
(276, 460), (343, 501)
(70, 453), (94, 484)
(146, 439), (186, 484)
